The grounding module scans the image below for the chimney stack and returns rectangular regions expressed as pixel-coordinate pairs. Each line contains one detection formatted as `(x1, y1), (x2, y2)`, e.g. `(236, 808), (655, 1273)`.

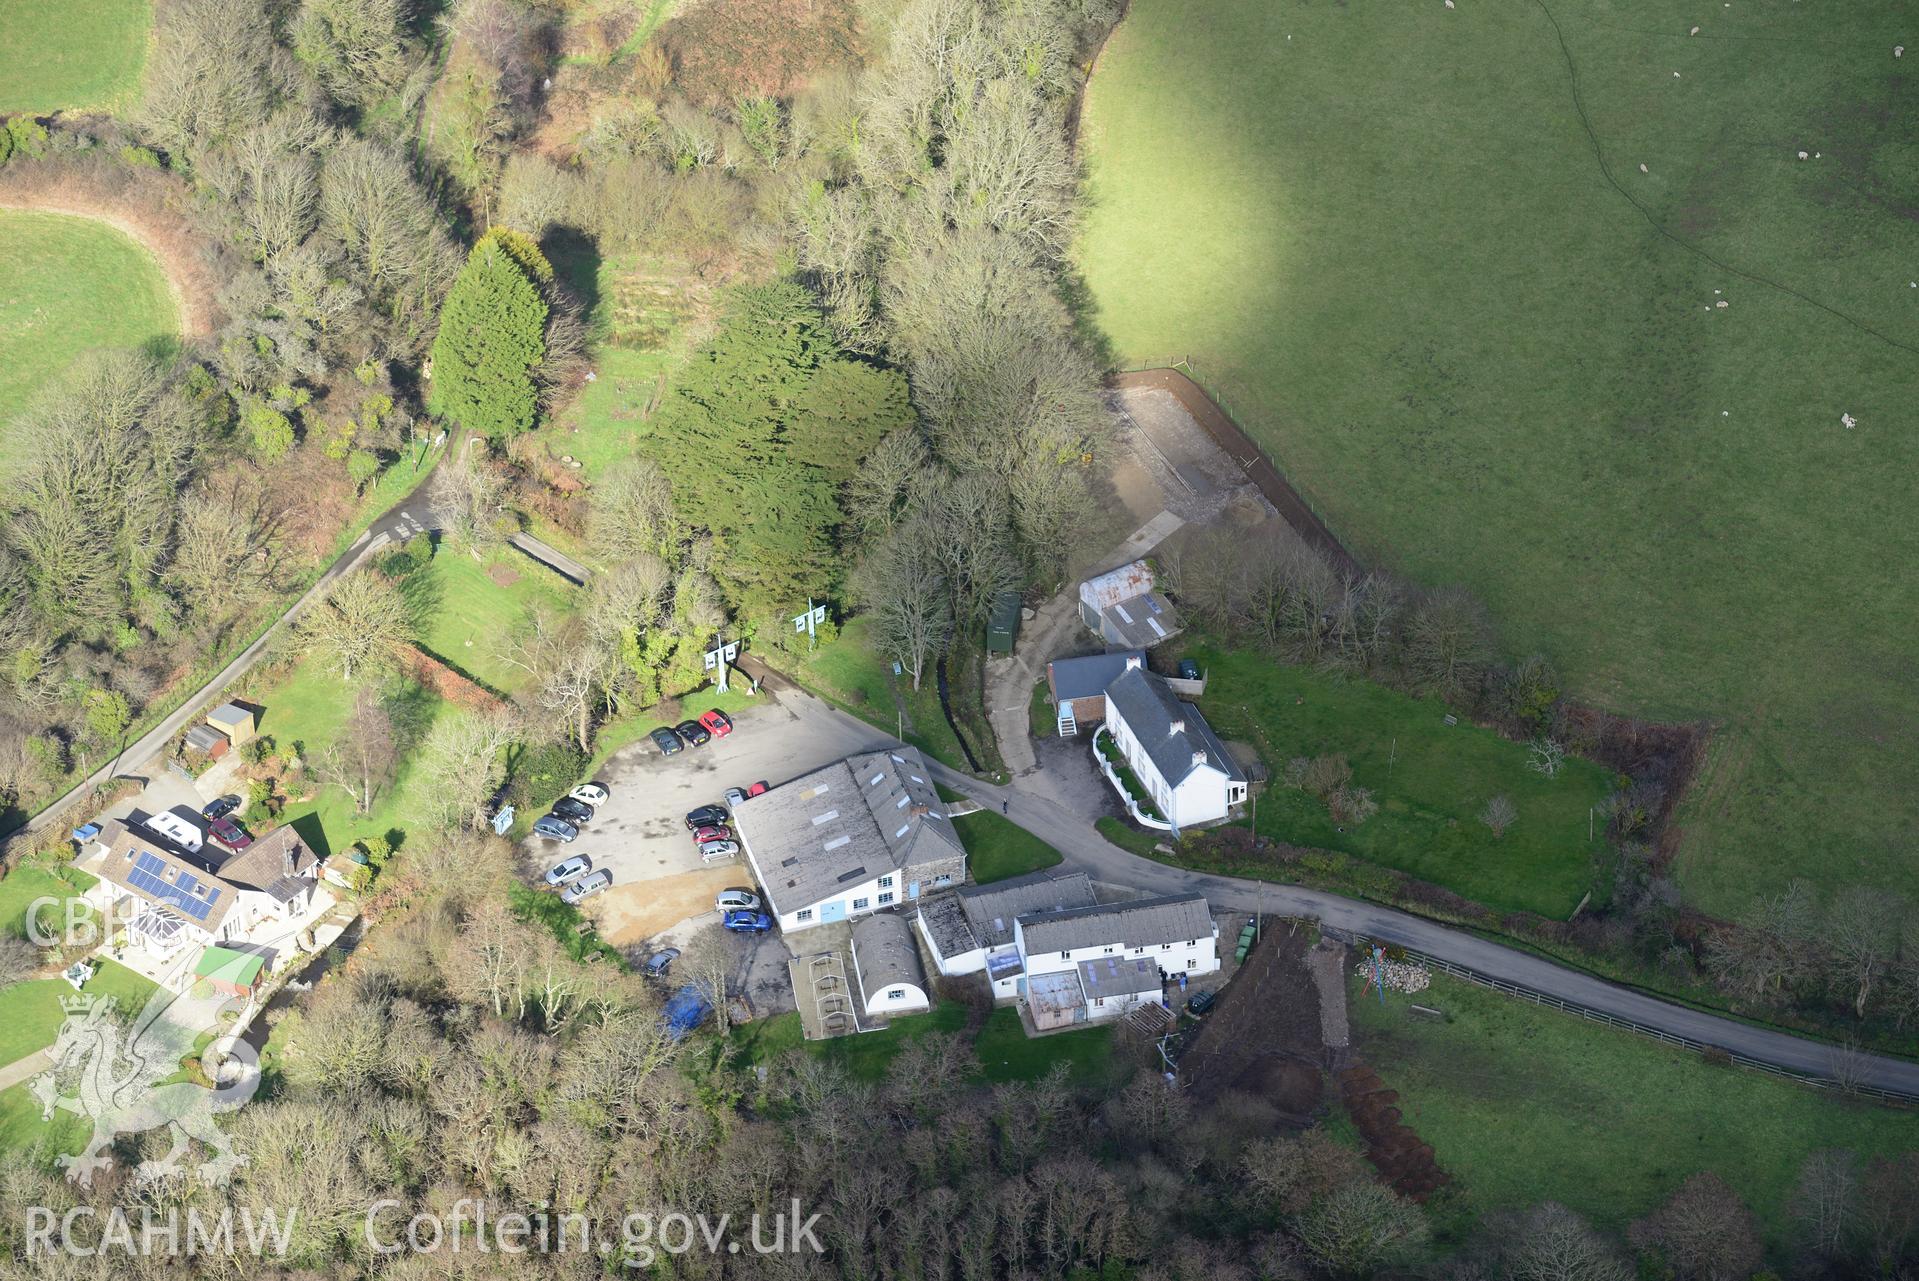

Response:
(1169, 718), (1184, 736)
(1124, 654), (1143, 671)
(284, 842), (297, 877)
(1192, 750), (1208, 769)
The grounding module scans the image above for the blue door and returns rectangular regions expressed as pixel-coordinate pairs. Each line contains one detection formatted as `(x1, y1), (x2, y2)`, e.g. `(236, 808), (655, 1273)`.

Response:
(818, 899), (846, 924)
(907, 882), (919, 900)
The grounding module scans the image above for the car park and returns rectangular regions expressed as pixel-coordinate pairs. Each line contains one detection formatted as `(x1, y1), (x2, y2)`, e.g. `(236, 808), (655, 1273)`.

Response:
(144, 812), (203, 853)
(560, 869), (612, 904)
(722, 910), (774, 934)
(699, 709), (733, 737)
(545, 854), (592, 886)
(691, 824), (732, 845)
(698, 839), (740, 862)
(715, 888), (761, 912)
(650, 727), (683, 756)
(200, 795), (240, 822)
(725, 786), (748, 808)
(551, 796), (594, 825)
(569, 783), (609, 808)
(642, 948), (681, 978)
(685, 805), (729, 830)
(534, 815), (579, 842)
(208, 818), (252, 851)
(674, 719), (711, 748)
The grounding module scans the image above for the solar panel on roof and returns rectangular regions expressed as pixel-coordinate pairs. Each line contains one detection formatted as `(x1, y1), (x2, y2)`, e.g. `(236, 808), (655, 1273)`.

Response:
(128, 850), (215, 922)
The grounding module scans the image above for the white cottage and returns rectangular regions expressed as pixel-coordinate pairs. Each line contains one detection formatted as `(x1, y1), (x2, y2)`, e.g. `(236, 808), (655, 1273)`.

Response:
(1102, 658), (1247, 831)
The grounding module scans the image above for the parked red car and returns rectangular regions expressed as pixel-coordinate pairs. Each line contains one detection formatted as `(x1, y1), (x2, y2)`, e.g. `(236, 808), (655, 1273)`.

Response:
(208, 818), (253, 851)
(699, 709), (733, 738)
(747, 780), (770, 797)
(692, 825), (732, 845)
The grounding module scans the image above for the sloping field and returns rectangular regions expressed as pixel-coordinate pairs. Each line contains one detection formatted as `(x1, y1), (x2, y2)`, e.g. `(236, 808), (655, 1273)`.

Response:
(0, 0), (150, 113)
(1077, 2), (1919, 916)
(0, 209), (177, 428)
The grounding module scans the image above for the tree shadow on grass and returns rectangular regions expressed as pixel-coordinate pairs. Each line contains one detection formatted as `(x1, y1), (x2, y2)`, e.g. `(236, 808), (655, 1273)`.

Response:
(541, 224), (604, 336)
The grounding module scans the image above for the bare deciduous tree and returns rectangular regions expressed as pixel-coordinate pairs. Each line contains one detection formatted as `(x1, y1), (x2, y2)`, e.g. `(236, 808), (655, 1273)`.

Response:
(1793, 1148), (1860, 1260)
(408, 706), (515, 832)
(1825, 885), (1904, 1019)
(1627, 1172), (1763, 1281)
(295, 568), (416, 682)
(1496, 1201), (1631, 1281)
(1480, 794), (1517, 839)
(855, 524), (951, 692)
(312, 687), (397, 813)
(430, 448), (511, 555)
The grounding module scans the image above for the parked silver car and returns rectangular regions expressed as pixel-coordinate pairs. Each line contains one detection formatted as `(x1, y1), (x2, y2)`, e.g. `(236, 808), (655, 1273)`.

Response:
(698, 840), (740, 863)
(545, 854), (592, 887)
(534, 814), (579, 842)
(560, 869), (612, 904)
(715, 887), (761, 912)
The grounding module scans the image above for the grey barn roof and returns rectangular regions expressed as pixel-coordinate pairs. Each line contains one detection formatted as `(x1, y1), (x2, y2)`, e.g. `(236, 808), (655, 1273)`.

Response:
(1104, 666), (1245, 789)
(958, 869), (1096, 951)
(1078, 955), (1162, 1001)
(1048, 651), (1146, 703)
(852, 912), (925, 995)
(733, 747), (964, 918)
(1018, 893), (1214, 955)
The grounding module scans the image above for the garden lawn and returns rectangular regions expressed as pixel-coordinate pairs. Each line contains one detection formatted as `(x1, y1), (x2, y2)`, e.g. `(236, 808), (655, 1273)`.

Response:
(252, 659), (455, 860)
(728, 1006), (1114, 1090)
(0, 0), (149, 113)
(412, 548), (579, 694)
(794, 618), (972, 773)
(1192, 646), (1611, 917)
(0, 959), (156, 1065)
(952, 809), (1063, 884)
(0, 1082), (88, 1155)
(1077, 1), (1919, 917)
(533, 253), (704, 483)
(0, 211), (176, 430)
(0, 865), (96, 938)
(1352, 973), (1919, 1248)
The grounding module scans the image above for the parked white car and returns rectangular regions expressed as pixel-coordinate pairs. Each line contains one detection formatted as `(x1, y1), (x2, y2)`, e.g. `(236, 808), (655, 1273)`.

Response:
(569, 783), (609, 808)
(143, 812), (203, 853)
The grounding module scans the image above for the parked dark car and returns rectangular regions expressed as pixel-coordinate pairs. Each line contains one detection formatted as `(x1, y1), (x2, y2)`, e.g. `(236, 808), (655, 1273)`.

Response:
(642, 948), (681, 978)
(674, 719), (712, 748)
(550, 796), (594, 825)
(685, 804), (729, 830)
(650, 727), (684, 756)
(722, 910), (774, 934)
(208, 817), (252, 851)
(200, 795), (240, 822)
(1177, 658), (1202, 681)
(1188, 989), (1216, 1016)
(534, 815), (579, 842)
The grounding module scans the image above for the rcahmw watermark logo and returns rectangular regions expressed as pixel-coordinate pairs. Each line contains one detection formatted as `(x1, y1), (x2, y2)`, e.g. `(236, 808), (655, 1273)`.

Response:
(25, 1206), (296, 1259)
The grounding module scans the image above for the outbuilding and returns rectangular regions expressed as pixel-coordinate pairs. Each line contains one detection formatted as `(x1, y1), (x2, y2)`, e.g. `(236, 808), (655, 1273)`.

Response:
(851, 912), (930, 1017)
(193, 945), (266, 999)
(206, 703), (258, 748)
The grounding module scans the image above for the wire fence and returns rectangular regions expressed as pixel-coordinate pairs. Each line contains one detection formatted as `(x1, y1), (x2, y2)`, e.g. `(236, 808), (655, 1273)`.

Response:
(1398, 947), (1919, 1107)
(1120, 350), (1343, 536)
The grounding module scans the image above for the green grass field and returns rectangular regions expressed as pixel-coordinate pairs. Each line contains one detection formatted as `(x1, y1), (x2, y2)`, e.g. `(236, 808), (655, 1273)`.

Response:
(1193, 646), (1613, 916)
(952, 808), (1064, 884)
(253, 662), (453, 861)
(412, 549), (578, 694)
(728, 1004), (1117, 1090)
(0, 865), (97, 939)
(1352, 972), (1919, 1247)
(1078, 3), (1919, 917)
(794, 617), (974, 772)
(0, 0), (150, 113)
(0, 210), (176, 430)
(0, 959), (157, 1065)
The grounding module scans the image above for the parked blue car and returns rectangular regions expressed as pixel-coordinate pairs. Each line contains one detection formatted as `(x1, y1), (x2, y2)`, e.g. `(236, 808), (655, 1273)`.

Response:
(721, 910), (774, 934)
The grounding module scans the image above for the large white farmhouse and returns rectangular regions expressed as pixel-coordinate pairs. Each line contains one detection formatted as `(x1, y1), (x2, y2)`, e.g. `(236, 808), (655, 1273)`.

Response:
(1102, 657), (1248, 830)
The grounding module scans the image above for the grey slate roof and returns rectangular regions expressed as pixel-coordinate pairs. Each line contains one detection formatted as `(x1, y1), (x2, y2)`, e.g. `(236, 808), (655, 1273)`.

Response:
(851, 912), (925, 996)
(916, 892), (974, 958)
(733, 747), (965, 918)
(957, 869), (1096, 951)
(1018, 893), (1214, 955)
(217, 825), (318, 903)
(1078, 955), (1162, 1001)
(96, 819), (320, 931)
(1104, 666), (1245, 788)
(1099, 591), (1182, 648)
(1048, 651), (1146, 703)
